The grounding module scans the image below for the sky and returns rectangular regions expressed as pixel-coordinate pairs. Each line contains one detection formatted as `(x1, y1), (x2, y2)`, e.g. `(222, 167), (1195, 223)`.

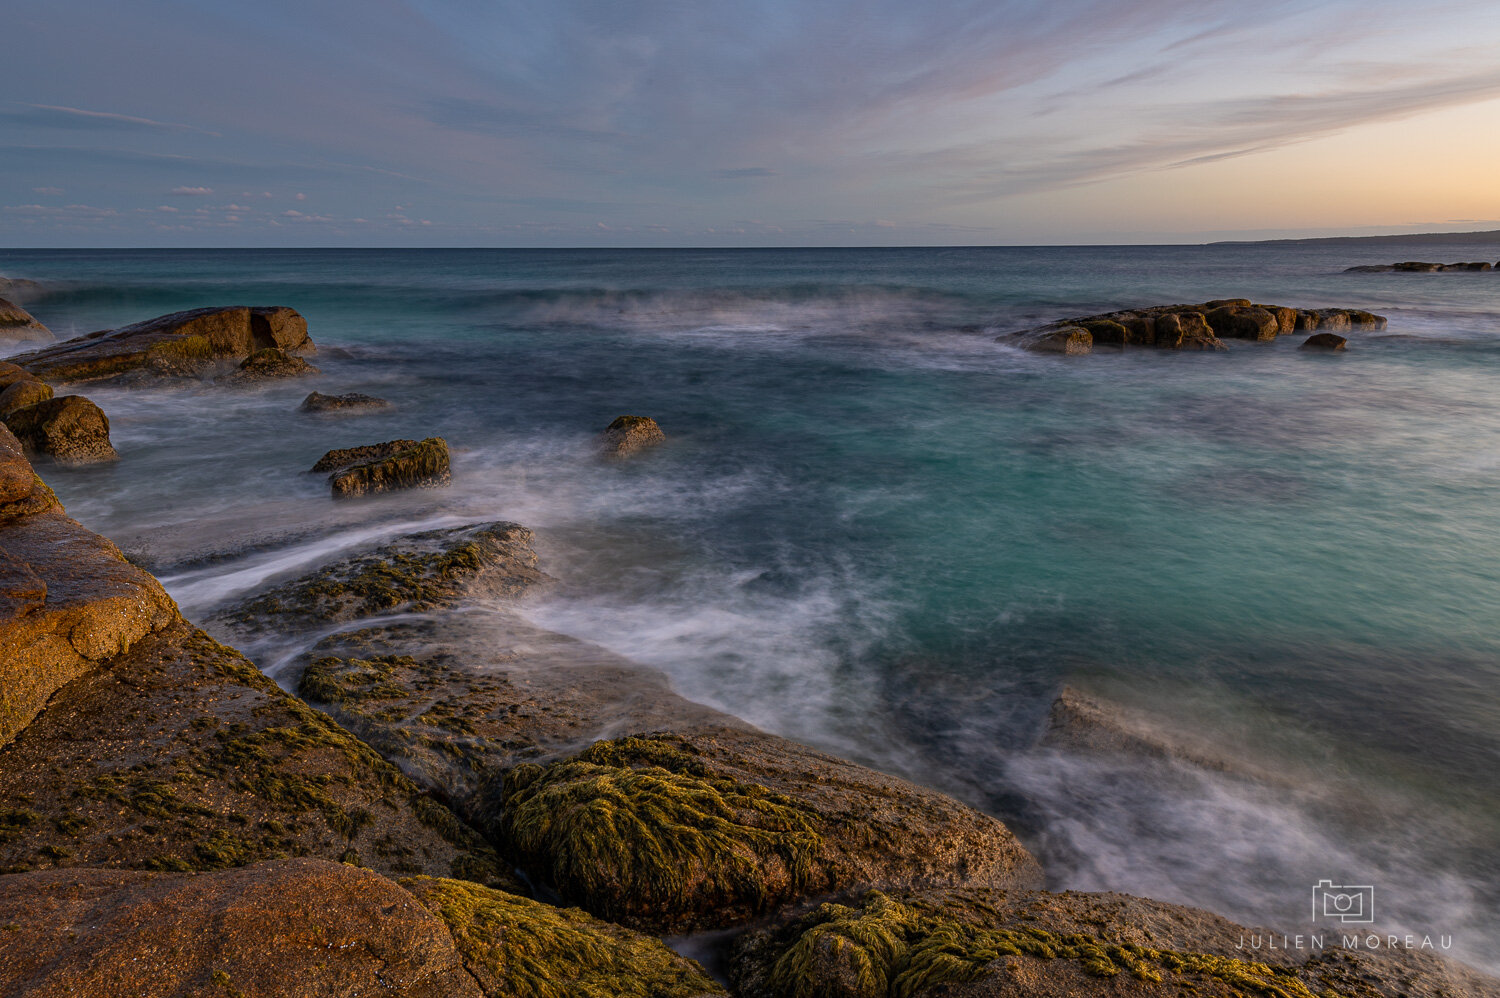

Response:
(5, 0), (1500, 247)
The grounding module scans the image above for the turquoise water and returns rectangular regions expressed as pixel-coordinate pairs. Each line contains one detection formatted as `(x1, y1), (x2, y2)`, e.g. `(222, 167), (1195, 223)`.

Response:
(3, 245), (1498, 970)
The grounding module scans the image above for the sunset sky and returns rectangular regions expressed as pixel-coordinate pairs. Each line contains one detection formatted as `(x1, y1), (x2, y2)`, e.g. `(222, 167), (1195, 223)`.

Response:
(6, 0), (1500, 246)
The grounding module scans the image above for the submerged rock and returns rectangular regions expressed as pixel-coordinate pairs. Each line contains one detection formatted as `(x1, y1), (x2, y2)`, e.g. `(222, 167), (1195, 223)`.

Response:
(1301, 332), (1349, 351)
(215, 346), (321, 384)
(329, 436), (451, 497)
(600, 415), (666, 457)
(1003, 300), (1385, 355)
(2, 395), (117, 465)
(0, 296), (53, 350)
(731, 886), (1496, 998)
(300, 390), (390, 413)
(9, 305), (313, 384)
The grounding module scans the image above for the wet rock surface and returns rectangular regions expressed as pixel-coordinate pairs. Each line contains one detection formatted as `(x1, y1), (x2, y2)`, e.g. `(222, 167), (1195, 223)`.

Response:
(10, 305), (313, 384)
(600, 414), (666, 457)
(1345, 261), (1497, 273)
(731, 887), (1493, 998)
(215, 347), (321, 384)
(329, 436), (451, 497)
(300, 390), (390, 413)
(2, 394), (117, 465)
(1003, 300), (1386, 355)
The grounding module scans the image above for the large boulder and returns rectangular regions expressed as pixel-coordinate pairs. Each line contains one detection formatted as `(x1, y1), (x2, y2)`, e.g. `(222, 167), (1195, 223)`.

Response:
(2, 395), (117, 465)
(1204, 305), (1280, 341)
(327, 437), (451, 497)
(0, 297), (53, 350)
(1301, 333), (1348, 351)
(730, 887), (1496, 998)
(9, 305), (312, 384)
(1011, 326), (1092, 355)
(600, 415), (666, 457)
(310, 439), (418, 473)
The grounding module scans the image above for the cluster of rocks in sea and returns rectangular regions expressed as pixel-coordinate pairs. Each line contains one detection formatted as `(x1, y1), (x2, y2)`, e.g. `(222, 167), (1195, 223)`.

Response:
(0, 291), (1491, 996)
(1345, 261), (1499, 273)
(1003, 298), (1383, 355)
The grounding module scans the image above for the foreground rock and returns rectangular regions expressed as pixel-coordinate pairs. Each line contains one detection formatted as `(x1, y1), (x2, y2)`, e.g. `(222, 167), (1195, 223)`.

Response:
(0, 296), (53, 350)
(0, 859), (723, 998)
(0, 441), (506, 883)
(600, 414), (666, 457)
(215, 347), (321, 384)
(300, 390), (390, 413)
(10, 305), (313, 384)
(1003, 299), (1386, 355)
(731, 887), (1495, 998)
(1346, 261), (1497, 273)
(221, 521), (1042, 934)
(2, 395), (117, 465)
(324, 436), (451, 497)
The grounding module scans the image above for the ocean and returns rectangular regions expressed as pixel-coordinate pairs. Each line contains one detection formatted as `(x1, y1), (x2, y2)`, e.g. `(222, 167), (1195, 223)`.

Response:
(3, 243), (1497, 971)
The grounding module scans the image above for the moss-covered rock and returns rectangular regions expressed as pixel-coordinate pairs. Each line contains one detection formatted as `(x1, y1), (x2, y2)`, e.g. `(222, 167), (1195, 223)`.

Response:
(2, 395), (117, 465)
(731, 888), (1494, 998)
(329, 437), (451, 497)
(488, 732), (1040, 934)
(9, 305), (312, 384)
(600, 415), (666, 457)
(401, 875), (727, 997)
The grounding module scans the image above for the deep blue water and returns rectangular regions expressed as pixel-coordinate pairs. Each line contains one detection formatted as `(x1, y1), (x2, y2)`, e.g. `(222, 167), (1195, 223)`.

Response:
(3, 244), (1498, 970)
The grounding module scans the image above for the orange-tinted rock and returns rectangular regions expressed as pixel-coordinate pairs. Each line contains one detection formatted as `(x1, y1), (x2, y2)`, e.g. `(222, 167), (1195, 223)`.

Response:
(0, 378), (53, 417)
(2, 395), (117, 465)
(600, 415), (666, 457)
(1204, 305), (1280, 341)
(1301, 333), (1348, 351)
(329, 437), (451, 497)
(11, 306), (312, 384)
(0, 297), (52, 349)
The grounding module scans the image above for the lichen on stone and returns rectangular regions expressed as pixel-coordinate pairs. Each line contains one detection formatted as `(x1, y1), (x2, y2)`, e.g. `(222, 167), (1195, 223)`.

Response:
(400, 875), (726, 998)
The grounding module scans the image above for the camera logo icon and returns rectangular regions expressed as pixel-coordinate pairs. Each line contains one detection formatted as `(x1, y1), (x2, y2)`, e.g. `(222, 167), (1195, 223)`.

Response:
(1313, 880), (1375, 924)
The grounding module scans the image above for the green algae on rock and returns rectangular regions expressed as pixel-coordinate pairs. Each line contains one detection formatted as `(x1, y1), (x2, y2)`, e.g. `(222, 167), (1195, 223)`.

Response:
(328, 436), (451, 497)
(401, 875), (727, 998)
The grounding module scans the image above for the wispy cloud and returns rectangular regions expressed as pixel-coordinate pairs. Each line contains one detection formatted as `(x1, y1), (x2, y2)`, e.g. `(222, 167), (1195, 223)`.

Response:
(2, 103), (217, 136)
(168, 185), (213, 196)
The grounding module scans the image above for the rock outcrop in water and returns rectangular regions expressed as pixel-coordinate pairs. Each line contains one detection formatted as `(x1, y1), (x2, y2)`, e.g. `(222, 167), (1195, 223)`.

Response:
(0, 297), (53, 350)
(1345, 261), (1497, 273)
(9, 305), (314, 384)
(600, 414), (666, 457)
(1301, 332), (1349, 351)
(327, 436), (451, 497)
(1003, 299), (1386, 355)
(300, 390), (390, 413)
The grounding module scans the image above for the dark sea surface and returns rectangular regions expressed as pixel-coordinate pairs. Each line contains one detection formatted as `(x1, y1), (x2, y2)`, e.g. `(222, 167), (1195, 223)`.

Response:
(3, 243), (1498, 970)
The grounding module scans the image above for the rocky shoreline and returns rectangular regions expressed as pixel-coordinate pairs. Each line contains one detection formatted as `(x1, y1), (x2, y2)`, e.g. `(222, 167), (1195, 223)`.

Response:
(0, 297), (1495, 995)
